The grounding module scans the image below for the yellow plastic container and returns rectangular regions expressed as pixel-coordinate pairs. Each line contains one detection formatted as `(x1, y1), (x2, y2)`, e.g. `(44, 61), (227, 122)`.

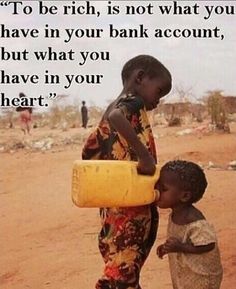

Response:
(72, 160), (159, 208)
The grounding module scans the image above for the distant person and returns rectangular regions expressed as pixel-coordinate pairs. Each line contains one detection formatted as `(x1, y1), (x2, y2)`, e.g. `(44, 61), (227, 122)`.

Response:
(81, 101), (88, 128)
(156, 160), (223, 289)
(16, 92), (33, 135)
(82, 55), (172, 289)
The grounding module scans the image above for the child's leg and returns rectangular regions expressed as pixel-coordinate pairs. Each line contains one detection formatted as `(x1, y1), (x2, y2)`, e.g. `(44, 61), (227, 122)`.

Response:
(26, 112), (32, 135)
(26, 120), (31, 135)
(20, 115), (26, 135)
(95, 206), (158, 289)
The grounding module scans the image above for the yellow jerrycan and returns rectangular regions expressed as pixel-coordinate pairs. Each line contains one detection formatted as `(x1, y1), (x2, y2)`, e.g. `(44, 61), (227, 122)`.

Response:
(71, 160), (160, 208)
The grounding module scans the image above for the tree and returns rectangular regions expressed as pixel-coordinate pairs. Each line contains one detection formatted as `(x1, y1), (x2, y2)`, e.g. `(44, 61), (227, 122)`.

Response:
(206, 90), (230, 132)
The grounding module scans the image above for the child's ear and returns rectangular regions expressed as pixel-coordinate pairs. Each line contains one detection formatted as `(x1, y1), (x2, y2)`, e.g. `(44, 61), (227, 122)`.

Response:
(180, 191), (192, 203)
(135, 69), (145, 84)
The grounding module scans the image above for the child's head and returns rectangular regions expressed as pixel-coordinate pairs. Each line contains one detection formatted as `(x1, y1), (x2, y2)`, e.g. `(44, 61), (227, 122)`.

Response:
(82, 101), (86, 105)
(121, 55), (172, 111)
(156, 160), (207, 209)
(19, 92), (26, 98)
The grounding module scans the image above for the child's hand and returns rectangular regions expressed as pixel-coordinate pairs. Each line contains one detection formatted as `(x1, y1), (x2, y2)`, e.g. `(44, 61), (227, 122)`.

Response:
(137, 155), (156, 175)
(156, 244), (167, 259)
(162, 237), (183, 253)
(157, 238), (183, 258)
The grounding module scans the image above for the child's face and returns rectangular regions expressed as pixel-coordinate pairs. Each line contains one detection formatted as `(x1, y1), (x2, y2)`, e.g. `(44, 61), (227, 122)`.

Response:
(138, 76), (169, 111)
(155, 170), (185, 209)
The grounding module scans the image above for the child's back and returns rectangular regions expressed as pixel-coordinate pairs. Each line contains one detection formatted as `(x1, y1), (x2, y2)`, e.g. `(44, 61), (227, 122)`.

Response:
(168, 212), (222, 289)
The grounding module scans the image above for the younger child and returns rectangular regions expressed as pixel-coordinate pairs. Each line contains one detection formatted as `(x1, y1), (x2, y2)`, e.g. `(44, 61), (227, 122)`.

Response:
(156, 160), (223, 289)
(82, 55), (172, 289)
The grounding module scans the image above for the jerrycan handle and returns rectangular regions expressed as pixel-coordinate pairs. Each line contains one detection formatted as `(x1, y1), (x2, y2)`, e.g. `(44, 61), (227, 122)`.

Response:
(134, 164), (160, 202)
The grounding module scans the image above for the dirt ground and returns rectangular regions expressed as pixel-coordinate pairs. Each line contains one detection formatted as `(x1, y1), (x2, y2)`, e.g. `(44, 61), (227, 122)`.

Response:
(1, 123), (236, 289)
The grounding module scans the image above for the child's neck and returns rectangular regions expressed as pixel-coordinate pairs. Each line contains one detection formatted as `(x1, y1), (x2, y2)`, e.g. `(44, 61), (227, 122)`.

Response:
(171, 204), (205, 225)
(122, 88), (135, 96)
(122, 80), (139, 96)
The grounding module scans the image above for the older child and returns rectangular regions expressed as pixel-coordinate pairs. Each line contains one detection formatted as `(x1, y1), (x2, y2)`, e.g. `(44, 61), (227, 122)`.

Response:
(156, 160), (223, 289)
(82, 55), (172, 289)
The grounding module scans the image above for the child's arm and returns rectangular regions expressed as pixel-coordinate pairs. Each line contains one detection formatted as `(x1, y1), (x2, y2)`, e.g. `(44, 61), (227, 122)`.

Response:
(158, 237), (215, 257)
(108, 108), (156, 175)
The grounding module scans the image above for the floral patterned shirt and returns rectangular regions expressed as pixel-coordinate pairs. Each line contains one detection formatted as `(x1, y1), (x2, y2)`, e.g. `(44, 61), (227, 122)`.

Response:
(82, 93), (157, 162)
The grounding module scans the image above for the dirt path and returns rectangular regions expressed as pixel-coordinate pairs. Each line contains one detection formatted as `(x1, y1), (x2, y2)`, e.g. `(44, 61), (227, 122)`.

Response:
(1, 125), (236, 289)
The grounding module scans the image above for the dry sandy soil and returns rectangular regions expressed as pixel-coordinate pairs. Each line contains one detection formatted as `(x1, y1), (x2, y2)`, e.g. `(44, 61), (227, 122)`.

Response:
(1, 123), (236, 289)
